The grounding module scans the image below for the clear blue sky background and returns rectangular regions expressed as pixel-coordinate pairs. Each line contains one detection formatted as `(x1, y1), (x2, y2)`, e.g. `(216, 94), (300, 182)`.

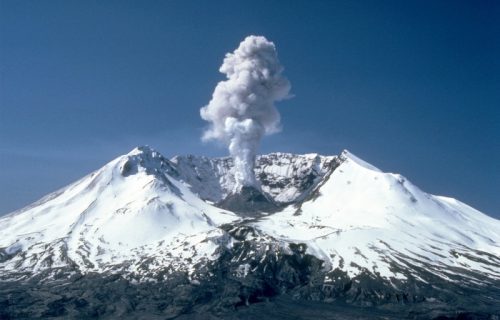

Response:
(0, 1), (499, 218)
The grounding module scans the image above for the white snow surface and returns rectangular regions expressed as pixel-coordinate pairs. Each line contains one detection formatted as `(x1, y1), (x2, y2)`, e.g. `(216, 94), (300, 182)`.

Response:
(0, 146), (238, 275)
(1, 146), (499, 283)
(254, 150), (500, 281)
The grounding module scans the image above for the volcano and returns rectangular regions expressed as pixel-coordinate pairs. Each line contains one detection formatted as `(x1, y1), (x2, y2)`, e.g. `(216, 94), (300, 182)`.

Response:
(0, 146), (498, 319)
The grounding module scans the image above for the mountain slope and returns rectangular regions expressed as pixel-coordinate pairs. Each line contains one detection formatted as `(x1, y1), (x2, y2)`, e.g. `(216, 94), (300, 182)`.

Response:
(0, 146), (238, 277)
(255, 151), (500, 282)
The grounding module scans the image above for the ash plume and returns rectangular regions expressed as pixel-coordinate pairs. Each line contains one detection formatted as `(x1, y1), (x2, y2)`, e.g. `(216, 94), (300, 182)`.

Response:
(200, 35), (291, 190)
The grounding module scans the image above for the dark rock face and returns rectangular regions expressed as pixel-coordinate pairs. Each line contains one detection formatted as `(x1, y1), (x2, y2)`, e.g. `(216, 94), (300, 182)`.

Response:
(217, 186), (280, 215)
(1, 224), (499, 319)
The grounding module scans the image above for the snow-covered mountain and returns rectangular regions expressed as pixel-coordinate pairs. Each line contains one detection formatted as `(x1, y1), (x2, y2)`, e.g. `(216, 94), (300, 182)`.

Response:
(256, 151), (500, 282)
(0, 147), (240, 278)
(1, 146), (499, 319)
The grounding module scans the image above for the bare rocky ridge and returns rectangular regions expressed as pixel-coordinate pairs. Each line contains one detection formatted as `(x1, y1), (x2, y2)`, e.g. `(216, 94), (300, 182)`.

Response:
(170, 151), (337, 205)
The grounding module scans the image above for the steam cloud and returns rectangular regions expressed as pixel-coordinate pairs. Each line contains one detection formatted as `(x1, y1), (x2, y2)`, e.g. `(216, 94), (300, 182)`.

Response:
(200, 35), (291, 190)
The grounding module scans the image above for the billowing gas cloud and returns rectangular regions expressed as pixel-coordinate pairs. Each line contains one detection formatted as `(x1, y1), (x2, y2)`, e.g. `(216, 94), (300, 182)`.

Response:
(200, 35), (291, 190)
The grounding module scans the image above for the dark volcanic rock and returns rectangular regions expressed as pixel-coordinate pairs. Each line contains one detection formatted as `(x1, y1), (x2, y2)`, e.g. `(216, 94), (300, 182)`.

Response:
(3, 222), (499, 320)
(1, 222), (499, 319)
(1, 245), (499, 319)
(217, 186), (280, 215)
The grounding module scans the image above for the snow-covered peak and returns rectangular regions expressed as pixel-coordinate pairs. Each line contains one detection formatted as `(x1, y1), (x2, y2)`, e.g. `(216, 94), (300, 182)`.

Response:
(340, 149), (382, 172)
(126, 145), (158, 156)
(0, 146), (238, 274)
(256, 149), (500, 280)
(118, 145), (176, 178)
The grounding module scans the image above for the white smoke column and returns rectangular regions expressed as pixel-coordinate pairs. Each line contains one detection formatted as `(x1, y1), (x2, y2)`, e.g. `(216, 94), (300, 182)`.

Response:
(200, 35), (291, 190)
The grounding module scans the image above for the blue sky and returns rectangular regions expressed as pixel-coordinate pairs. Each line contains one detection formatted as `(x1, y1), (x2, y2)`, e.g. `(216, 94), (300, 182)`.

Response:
(0, 0), (498, 218)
